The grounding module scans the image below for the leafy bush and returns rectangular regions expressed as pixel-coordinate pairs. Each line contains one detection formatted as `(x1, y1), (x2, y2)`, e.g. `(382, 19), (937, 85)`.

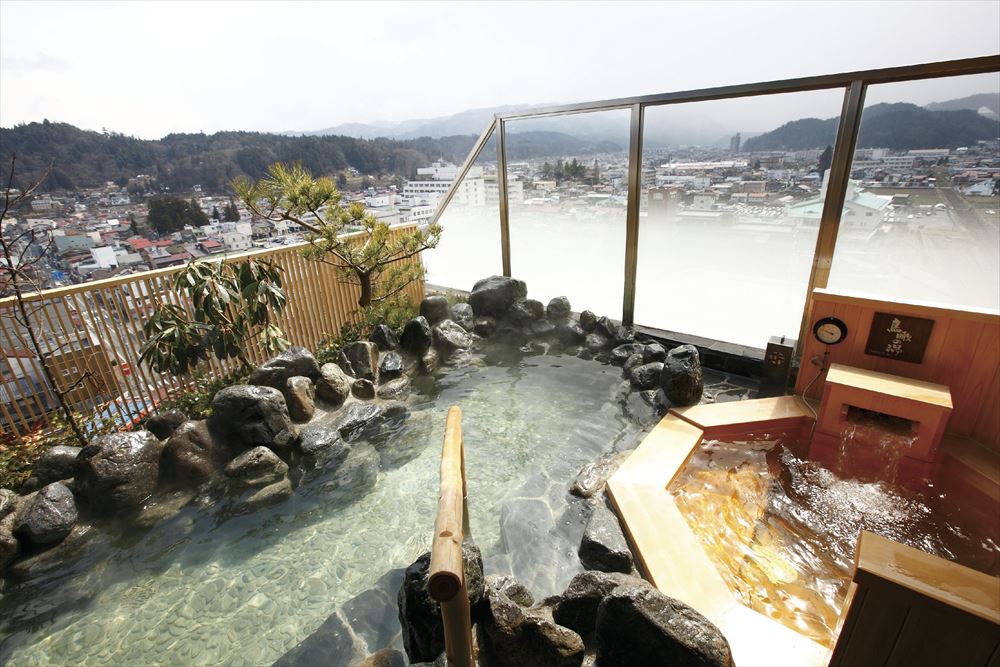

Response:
(315, 296), (417, 365)
(0, 409), (119, 491)
(145, 369), (249, 422)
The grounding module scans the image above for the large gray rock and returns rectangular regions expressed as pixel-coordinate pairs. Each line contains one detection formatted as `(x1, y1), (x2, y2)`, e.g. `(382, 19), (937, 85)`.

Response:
(285, 376), (316, 423)
(596, 586), (734, 667)
(660, 344), (704, 406)
(432, 320), (472, 354)
(316, 362), (352, 406)
(630, 362), (664, 390)
(554, 320), (586, 345)
(473, 316), (497, 337)
(579, 506), (633, 573)
(369, 324), (399, 352)
(610, 343), (646, 367)
(338, 402), (408, 442)
(352, 378), (376, 399)
(161, 420), (217, 482)
(612, 325), (636, 346)
(400, 316), (433, 355)
(486, 574), (535, 607)
(469, 276), (528, 318)
(250, 347), (320, 390)
(376, 376), (411, 401)
(398, 542), (485, 663)
(546, 296), (572, 322)
(33, 445), (81, 486)
(342, 341), (380, 383)
(509, 299), (545, 326)
(297, 425), (348, 467)
(132, 488), (196, 529)
(145, 410), (187, 440)
(451, 303), (474, 331)
(6, 522), (98, 578)
(208, 385), (298, 452)
(570, 452), (629, 499)
(75, 431), (164, 513)
(224, 446), (288, 488)
(0, 488), (17, 519)
(16, 482), (77, 545)
(477, 583), (585, 667)
(378, 351), (404, 381)
(583, 333), (609, 355)
(313, 443), (379, 503)
(553, 570), (649, 637)
(623, 352), (645, 378)
(579, 310), (597, 332)
(643, 343), (668, 363)
(595, 316), (618, 340)
(419, 295), (452, 325)
(1, 516), (18, 572)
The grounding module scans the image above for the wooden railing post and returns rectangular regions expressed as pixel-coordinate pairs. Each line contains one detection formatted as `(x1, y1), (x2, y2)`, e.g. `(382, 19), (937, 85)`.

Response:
(428, 406), (474, 667)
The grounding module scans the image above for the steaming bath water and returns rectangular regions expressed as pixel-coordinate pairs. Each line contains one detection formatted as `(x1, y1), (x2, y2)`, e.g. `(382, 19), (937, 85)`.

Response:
(670, 437), (999, 648)
(0, 344), (644, 666)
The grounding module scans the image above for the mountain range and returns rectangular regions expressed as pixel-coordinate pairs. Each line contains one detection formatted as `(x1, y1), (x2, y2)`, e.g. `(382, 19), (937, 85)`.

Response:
(742, 101), (999, 152)
(2, 93), (996, 193)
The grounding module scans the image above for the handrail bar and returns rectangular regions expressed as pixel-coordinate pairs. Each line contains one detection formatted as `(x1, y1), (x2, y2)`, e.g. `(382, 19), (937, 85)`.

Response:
(495, 54), (1000, 121)
(428, 405), (473, 666)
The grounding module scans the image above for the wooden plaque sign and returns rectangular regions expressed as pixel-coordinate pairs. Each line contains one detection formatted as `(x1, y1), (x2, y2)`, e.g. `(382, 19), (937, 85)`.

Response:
(864, 312), (934, 364)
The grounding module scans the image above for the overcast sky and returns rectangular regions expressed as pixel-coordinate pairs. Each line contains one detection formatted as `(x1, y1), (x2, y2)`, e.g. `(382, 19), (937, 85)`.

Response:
(1, 1), (998, 139)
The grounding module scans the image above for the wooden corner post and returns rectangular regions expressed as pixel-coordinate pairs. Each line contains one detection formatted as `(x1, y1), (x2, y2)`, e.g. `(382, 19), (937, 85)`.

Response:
(428, 406), (474, 667)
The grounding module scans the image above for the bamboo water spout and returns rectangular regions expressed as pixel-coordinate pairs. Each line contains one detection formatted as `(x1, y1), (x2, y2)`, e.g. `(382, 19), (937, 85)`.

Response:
(428, 406), (473, 667)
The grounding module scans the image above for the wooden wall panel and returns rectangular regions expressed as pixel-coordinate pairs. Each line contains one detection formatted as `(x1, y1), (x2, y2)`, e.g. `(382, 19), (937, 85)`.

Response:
(797, 289), (1000, 452)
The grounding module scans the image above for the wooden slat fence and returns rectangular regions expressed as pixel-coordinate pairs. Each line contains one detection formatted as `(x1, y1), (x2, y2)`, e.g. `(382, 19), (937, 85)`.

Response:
(0, 224), (425, 439)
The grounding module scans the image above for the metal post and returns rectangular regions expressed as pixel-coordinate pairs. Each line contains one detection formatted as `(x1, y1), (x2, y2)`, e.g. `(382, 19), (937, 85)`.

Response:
(796, 80), (867, 353)
(496, 119), (512, 277)
(622, 104), (644, 326)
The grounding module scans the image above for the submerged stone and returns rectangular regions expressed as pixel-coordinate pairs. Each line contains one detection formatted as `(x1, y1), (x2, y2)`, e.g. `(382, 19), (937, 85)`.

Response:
(224, 446), (288, 488)
(579, 505), (633, 574)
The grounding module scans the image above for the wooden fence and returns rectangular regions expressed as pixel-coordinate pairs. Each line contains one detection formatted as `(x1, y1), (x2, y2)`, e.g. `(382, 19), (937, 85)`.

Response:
(0, 225), (424, 440)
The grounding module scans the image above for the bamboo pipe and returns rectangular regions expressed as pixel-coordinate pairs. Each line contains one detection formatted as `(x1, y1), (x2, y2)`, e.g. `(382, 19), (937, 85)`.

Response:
(428, 405), (473, 667)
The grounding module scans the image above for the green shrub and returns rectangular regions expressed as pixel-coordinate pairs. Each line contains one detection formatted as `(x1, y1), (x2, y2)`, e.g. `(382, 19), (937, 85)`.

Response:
(316, 296), (417, 365)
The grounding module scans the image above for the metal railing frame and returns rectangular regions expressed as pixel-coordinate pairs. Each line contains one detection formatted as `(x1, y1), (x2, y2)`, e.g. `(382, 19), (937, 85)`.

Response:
(429, 54), (1000, 350)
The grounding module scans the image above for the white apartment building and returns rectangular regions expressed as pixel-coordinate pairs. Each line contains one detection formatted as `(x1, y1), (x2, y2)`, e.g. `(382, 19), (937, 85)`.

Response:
(221, 231), (252, 252)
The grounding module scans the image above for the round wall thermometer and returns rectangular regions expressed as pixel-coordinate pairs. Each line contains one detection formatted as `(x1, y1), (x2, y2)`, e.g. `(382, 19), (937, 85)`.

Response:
(813, 316), (848, 345)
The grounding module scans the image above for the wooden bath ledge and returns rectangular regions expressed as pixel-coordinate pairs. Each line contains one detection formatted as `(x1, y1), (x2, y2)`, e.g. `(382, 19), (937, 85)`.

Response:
(830, 532), (1000, 666)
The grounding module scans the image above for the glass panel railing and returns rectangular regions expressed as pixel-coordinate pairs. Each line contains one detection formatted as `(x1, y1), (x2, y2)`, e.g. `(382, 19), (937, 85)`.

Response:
(504, 109), (631, 316)
(828, 73), (1000, 311)
(422, 131), (503, 292)
(634, 90), (847, 348)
